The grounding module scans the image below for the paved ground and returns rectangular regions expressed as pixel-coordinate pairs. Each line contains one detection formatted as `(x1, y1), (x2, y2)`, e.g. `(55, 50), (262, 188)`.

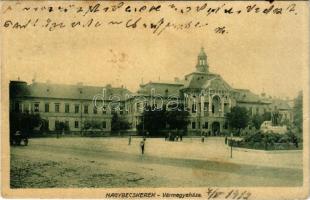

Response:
(10, 137), (303, 188)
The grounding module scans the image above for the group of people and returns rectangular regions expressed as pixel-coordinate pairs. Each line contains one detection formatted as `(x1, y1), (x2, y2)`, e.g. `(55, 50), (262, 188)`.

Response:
(165, 132), (183, 142)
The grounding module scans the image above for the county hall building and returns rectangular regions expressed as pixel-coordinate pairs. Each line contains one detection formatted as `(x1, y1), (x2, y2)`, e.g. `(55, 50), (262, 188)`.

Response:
(9, 48), (293, 135)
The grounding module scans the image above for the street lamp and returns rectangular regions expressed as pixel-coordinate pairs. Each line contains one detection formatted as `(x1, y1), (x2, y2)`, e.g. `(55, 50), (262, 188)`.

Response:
(142, 114), (144, 136)
(230, 132), (233, 158)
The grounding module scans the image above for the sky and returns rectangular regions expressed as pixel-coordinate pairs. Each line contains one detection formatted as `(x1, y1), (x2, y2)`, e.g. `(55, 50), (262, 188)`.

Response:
(3, 1), (308, 99)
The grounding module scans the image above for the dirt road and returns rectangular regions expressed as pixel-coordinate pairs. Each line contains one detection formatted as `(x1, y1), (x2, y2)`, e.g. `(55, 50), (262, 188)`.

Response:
(10, 137), (303, 188)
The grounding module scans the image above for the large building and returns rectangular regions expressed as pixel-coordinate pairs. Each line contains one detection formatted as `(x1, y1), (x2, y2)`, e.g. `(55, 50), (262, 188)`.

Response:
(9, 48), (293, 135)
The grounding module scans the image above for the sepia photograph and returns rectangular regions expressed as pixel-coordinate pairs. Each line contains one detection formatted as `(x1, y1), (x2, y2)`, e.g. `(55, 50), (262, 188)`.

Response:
(1, 0), (309, 199)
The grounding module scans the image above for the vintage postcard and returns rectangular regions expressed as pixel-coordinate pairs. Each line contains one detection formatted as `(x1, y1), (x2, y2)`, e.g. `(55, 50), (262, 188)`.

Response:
(1, 0), (309, 199)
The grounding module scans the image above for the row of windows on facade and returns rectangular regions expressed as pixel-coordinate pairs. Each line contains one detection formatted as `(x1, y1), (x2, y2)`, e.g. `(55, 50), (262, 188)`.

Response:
(190, 103), (230, 113)
(15, 101), (273, 115)
(190, 121), (228, 130)
(190, 102), (271, 114)
(51, 120), (107, 129)
(16, 102), (127, 115)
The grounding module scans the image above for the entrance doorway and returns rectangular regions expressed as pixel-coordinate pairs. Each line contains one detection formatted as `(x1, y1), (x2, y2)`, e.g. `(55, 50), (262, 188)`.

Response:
(212, 122), (220, 136)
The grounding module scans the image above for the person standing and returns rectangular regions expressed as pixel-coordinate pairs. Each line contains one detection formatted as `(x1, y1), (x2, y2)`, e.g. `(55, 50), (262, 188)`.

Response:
(128, 135), (132, 145)
(140, 139), (145, 155)
(201, 135), (205, 143)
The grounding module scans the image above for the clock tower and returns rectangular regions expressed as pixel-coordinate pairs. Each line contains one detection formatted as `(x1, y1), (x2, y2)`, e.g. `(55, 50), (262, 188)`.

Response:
(196, 47), (208, 73)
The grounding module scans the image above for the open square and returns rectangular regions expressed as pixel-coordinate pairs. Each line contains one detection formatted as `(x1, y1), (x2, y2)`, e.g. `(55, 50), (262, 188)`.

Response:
(10, 137), (302, 188)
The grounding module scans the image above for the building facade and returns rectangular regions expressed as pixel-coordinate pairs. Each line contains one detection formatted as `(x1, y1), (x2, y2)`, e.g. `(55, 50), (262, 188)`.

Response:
(9, 48), (293, 135)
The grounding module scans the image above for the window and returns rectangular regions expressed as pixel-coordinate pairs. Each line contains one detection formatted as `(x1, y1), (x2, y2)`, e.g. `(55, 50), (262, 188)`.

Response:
(204, 102), (209, 111)
(45, 103), (49, 112)
(65, 104), (70, 113)
(93, 106), (97, 114)
(192, 104), (196, 113)
(65, 121), (69, 130)
(84, 105), (88, 114)
(192, 122), (196, 129)
(55, 103), (60, 113)
(75, 105), (79, 113)
(102, 106), (107, 114)
(55, 120), (59, 129)
(46, 120), (49, 130)
(249, 107), (252, 115)
(224, 122), (228, 129)
(14, 102), (20, 112)
(74, 121), (79, 128)
(102, 121), (107, 129)
(34, 103), (40, 112)
(120, 104), (125, 114)
(204, 122), (208, 129)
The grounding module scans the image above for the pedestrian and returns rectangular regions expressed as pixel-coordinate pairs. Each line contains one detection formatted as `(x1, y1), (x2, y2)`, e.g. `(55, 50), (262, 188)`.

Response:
(128, 135), (132, 145)
(293, 135), (298, 148)
(225, 136), (228, 144)
(140, 139), (145, 155)
(180, 134), (183, 141)
(201, 135), (205, 143)
(165, 135), (167, 141)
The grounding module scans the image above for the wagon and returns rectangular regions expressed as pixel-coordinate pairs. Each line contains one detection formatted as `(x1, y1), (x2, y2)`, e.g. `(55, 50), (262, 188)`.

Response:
(10, 131), (28, 146)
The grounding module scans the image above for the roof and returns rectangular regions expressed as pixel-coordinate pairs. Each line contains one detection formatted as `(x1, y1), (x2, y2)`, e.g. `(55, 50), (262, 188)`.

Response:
(233, 89), (269, 104)
(198, 47), (207, 58)
(271, 99), (291, 110)
(10, 81), (132, 101)
(137, 81), (183, 97)
(182, 72), (232, 91)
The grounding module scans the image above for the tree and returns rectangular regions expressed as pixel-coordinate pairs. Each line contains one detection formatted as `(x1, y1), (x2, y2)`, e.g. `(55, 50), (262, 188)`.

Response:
(138, 105), (166, 136)
(251, 114), (264, 130)
(226, 106), (250, 132)
(166, 104), (190, 133)
(111, 112), (130, 134)
(83, 120), (102, 130)
(293, 91), (303, 133)
(10, 111), (44, 137)
(251, 112), (272, 130)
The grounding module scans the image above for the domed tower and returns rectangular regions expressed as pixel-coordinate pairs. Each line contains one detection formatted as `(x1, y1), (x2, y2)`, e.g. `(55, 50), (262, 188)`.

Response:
(196, 47), (209, 73)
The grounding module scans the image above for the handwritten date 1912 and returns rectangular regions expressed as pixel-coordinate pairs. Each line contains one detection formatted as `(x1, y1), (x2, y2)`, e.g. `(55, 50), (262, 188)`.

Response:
(207, 188), (251, 200)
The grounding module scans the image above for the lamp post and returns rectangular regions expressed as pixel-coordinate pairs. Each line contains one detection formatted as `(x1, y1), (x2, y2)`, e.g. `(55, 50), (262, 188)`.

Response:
(230, 132), (233, 158)
(142, 114), (145, 136)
